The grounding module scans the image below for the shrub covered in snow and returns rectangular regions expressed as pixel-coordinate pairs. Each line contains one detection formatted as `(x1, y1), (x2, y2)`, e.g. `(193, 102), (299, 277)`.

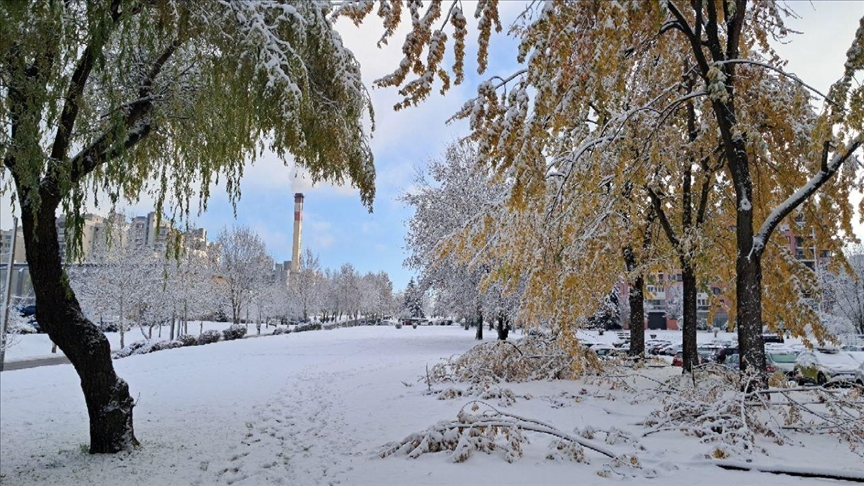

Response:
(272, 326), (291, 335)
(222, 324), (247, 341)
(113, 339), (184, 359)
(295, 323), (322, 333)
(152, 340), (184, 352)
(178, 334), (198, 347)
(113, 340), (157, 359)
(198, 330), (221, 345)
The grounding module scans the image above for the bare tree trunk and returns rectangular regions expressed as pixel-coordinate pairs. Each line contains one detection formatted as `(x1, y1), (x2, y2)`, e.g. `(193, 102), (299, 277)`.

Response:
(681, 264), (698, 373)
(20, 201), (137, 453)
(623, 247), (645, 357)
(737, 245), (766, 378)
(496, 314), (509, 341)
(119, 295), (125, 348)
(475, 307), (483, 340)
(628, 275), (645, 357)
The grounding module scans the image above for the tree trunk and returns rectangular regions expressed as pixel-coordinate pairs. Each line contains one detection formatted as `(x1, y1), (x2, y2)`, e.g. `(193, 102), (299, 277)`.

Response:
(681, 263), (699, 373)
(628, 276), (645, 357)
(737, 245), (766, 379)
(623, 247), (645, 357)
(475, 308), (483, 340)
(19, 201), (137, 453)
(119, 295), (125, 348)
(496, 314), (509, 341)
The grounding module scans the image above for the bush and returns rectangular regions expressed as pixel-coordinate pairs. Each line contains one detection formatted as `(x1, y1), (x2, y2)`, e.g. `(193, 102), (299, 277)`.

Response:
(113, 340), (157, 359)
(295, 323), (322, 333)
(152, 340), (183, 352)
(198, 330), (221, 345)
(272, 326), (291, 335)
(222, 324), (247, 341)
(178, 334), (198, 347)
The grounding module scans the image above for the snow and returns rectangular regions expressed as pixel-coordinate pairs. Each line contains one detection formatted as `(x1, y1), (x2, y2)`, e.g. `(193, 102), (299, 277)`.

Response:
(2, 326), (860, 485)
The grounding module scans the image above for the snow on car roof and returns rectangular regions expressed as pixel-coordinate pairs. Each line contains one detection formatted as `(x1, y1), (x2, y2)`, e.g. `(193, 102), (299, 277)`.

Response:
(813, 350), (860, 367)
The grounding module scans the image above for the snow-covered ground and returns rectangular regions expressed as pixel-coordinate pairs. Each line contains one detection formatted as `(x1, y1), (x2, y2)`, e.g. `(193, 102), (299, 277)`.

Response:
(1, 326), (859, 485)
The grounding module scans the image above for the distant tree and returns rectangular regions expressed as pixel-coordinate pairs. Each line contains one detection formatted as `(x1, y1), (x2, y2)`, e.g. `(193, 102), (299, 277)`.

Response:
(217, 227), (272, 325)
(290, 250), (323, 321)
(70, 224), (159, 348)
(821, 245), (864, 336)
(403, 278), (425, 319)
(401, 142), (508, 340)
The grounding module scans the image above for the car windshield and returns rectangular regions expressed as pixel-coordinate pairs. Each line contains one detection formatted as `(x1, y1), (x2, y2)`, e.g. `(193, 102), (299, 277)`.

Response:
(769, 353), (797, 363)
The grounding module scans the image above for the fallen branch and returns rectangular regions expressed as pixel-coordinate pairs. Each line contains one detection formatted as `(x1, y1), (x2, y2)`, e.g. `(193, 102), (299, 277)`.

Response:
(714, 460), (864, 483)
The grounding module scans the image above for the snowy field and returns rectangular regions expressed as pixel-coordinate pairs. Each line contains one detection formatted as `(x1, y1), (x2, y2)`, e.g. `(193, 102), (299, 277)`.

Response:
(1, 326), (859, 485)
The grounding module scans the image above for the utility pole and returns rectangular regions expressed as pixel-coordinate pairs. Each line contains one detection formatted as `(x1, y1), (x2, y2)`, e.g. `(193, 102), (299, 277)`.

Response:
(1, 217), (19, 372)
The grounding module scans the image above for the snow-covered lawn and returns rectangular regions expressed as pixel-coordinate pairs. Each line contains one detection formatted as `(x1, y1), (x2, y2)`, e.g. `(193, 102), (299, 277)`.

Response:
(1, 326), (859, 485)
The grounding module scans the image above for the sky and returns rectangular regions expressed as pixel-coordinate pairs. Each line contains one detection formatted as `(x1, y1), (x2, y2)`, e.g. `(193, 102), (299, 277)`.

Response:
(2, 2), (863, 292)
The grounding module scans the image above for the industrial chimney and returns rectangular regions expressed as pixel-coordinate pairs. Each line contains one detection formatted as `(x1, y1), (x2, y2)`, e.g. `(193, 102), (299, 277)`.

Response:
(291, 193), (304, 272)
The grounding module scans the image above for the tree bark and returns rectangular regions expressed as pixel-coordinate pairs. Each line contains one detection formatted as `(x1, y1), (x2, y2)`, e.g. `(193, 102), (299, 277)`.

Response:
(19, 201), (137, 453)
(119, 294), (125, 348)
(475, 307), (484, 340)
(736, 242), (766, 377)
(628, 275), (646, 357)
(496, 314), (509, 341)
(623, 247), (645, 357)
(681, 264), (699, 373)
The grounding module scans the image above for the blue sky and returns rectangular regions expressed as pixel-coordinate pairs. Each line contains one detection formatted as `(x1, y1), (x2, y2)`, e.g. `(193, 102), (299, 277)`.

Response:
(2, 2), (863, 291)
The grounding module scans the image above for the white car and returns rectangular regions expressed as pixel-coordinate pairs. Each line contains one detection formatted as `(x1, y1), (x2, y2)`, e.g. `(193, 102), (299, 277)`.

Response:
(795, 349), (860, 385)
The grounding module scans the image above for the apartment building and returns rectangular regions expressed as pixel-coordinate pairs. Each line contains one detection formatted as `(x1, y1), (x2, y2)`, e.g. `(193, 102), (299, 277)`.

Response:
(618, 213), (829, 330)
(0, 227), (26, 263)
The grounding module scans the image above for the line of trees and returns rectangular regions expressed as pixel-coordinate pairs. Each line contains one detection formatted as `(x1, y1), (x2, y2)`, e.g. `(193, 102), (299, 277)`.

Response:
(68, 225), (399, 343)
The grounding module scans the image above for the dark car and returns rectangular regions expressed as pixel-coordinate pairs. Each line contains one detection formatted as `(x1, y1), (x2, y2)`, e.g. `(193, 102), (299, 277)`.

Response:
(12, 305), (41, 333)
(714, 346), (738, 364)
(762, 333), (785, 344)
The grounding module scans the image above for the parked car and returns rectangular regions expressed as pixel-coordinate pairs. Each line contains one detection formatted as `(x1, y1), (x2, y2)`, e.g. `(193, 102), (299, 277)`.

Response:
(714, 346), (738, 364)
(766, 351), (799, 376)
(718, 353), (778, 373)
(660, 344), (682, 356)
(646, 340), (671, 355)
(723, 353), (740, 370)
(846, 352), (864, 366)
(762, 333), (784, 344)
(856, 362), (864, 387)
(795, 349), (860, 385)
(697, 347), (717, 363)
(592, 345), (622, 359)
(672, 351), (704, 367)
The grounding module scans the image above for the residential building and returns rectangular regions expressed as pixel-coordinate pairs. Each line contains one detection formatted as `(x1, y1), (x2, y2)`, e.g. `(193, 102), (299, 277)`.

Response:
(0, 227), (26, 263)
(56, 213), (106, 261)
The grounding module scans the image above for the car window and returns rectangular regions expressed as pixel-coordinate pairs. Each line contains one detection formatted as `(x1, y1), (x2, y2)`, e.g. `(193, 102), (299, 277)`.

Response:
(769, 353), (797, 363)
